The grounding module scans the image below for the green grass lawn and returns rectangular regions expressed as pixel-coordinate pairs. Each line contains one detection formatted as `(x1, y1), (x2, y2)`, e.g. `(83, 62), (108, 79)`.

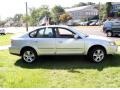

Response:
(0, 34), (14, 46)
(0, 50), (120, 87)
(115, 40), (120, 46)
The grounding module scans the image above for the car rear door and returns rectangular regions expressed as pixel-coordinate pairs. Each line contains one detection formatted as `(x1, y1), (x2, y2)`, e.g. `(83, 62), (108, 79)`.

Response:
(29, 27), (56, 55)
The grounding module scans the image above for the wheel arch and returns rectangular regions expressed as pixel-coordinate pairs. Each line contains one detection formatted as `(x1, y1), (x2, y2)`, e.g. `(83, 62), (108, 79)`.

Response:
(106, 30), (113, 33)
(87, 45), (107, 55)
(20, 46), (38, 56)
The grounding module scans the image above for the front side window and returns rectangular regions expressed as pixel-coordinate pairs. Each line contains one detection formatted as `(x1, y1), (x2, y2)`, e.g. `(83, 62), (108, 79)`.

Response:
(56, 28), (75, 38)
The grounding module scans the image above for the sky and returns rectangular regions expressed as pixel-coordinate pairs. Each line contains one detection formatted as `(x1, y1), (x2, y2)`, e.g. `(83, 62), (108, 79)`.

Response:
(0, 0), (119, 20)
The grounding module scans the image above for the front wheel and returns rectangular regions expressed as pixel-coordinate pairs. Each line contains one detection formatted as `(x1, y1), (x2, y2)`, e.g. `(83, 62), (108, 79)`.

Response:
(21, 49), (37, 63)
(88, 47), (106, 63)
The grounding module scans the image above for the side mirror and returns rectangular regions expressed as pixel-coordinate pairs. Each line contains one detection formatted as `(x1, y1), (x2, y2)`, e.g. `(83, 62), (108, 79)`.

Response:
(74, 34), (80, 39)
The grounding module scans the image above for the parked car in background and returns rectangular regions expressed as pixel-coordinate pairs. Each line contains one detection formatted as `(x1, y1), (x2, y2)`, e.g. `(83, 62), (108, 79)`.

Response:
(79, 21), (88, 26)
(80, 20), (100, 26)
(96, 21), (102, 26)
(0, 29), (6, 35)
(89, 20), (100, 26)
(89, 21), (97, 26)
(66, 20), (74, 26)
(9, 25), (117, 63)
(79, 21), (93, 26)
(66, 20), (80, 26)
(103, 20), (120, 37)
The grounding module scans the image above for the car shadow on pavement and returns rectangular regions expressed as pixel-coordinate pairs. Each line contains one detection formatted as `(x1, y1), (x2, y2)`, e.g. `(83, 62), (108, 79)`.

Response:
(15, 54), (120, 71)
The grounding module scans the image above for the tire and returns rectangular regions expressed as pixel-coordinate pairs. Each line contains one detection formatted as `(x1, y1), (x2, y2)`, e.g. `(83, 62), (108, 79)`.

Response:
(21, 48), (38, 63)
(107, 31), (112, 37)
(88, 47), (105, 63)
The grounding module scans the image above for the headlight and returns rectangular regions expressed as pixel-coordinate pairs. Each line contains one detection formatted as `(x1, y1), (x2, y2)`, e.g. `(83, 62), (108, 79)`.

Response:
(109, 42), (116, 46)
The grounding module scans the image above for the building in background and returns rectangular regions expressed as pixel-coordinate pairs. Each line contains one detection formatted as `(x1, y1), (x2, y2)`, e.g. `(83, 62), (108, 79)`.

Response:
(111, 2), (120, 17)
(111, 2), (120, 13)
(65, 5), (98, 24)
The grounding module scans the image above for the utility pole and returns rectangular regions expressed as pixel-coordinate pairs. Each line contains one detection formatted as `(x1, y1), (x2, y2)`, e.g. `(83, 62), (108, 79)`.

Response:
(99, 2), (100, 21)
(25, 2), (28, 32)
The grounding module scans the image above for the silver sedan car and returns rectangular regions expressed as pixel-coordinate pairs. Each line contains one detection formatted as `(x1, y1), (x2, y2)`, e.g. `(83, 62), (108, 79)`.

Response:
(9, 25), (117, 63)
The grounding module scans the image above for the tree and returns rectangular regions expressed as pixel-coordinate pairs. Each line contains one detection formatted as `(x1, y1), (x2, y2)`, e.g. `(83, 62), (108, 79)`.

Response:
(72, 2), (95, 8)
(51, 5), (65, 24)
(30, 5), (51, 26)
(13, 14), (23, 22)
(29, 8), (39, 26)
(22, 15), (31, 26)
(0, 20), (6, 27)
(4, 17), (14, 27)
(117, 11), (120, 17)
(13, 14), (23, 26)
(99, 4), (107, 20)
(59, 13), (72, 23)
(87, 2), (95, 5)
(106, 2), (112, 17)
(72, 2), (87, 7)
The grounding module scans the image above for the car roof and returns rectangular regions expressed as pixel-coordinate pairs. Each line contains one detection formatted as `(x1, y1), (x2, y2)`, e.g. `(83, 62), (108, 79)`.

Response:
(28, 25), (71, 33)
(37, 25), (70, 28)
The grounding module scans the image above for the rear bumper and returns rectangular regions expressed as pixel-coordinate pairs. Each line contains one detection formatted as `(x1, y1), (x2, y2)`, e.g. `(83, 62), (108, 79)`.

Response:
(9, 46), (20, 56)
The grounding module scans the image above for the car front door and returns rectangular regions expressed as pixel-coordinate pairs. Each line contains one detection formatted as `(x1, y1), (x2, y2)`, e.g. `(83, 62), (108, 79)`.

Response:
(29, 27), (56, 55)
(55, 27), (84, 54)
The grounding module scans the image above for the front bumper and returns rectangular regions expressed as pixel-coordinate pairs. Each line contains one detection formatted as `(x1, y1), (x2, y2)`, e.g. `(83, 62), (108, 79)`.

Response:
(107, 45), (118, 54)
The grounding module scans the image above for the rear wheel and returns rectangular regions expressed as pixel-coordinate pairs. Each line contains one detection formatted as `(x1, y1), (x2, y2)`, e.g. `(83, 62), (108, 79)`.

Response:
(107, 31), (112, 37)
(88, 47), (106, 63)
(21, 48), (37, 63)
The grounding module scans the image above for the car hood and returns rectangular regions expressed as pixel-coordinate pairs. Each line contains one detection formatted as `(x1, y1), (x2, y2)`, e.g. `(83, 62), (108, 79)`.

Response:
(86, 35), (112, 42)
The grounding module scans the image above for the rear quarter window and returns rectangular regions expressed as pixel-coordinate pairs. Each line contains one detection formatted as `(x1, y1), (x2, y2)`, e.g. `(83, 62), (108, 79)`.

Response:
(29, 30), (37, 38)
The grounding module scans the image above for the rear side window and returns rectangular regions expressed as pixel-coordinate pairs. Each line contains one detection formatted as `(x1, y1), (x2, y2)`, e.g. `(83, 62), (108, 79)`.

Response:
(29, 28), (55, 38)
(29, 30), (37, 38)
(37, 28), (54, 38)
(36, 28), (45, 38)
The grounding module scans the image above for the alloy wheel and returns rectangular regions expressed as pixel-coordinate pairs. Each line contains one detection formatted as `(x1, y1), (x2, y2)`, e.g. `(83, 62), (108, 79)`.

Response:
(23, 50), (36, 63)
(93, 49), (104, 62)
(107, 32), (112, 37)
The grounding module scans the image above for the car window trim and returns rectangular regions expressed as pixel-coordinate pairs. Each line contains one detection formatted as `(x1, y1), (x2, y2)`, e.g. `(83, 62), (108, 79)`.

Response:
(55, 27), (81, 39)
(43, 27), (56, 38)
(29, 29), (39, 38)
(29, 27), (56, 38)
